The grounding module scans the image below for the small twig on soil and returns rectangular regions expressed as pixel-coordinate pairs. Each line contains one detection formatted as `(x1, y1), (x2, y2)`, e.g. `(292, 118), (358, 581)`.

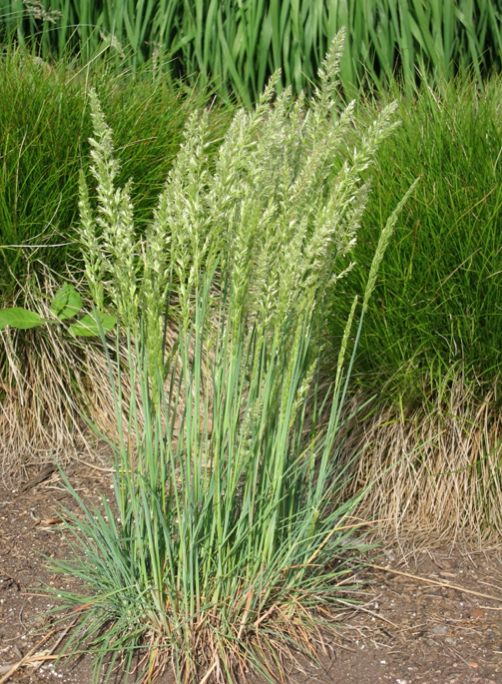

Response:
(335, 599), (400, 629)
(0, 625), (71, 684)
(73, 456), (113, 472)
(367, 563), (502, 604)
(445, 644), (472, 668)
(19, 464), (56, 493)
(24, 655), (58, 664)
(397, 622), (427, 633)
(332, 640), (357, 653)
(30, 623), (74, 673)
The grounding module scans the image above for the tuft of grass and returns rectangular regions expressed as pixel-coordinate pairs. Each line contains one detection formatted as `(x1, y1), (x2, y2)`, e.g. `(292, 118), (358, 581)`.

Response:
(47, 33), (416, 683)
(326, 72), (502, 538)
(54, 294), (367, 684)
(328, 72), (502, 404)
(338, 379), (502, 542)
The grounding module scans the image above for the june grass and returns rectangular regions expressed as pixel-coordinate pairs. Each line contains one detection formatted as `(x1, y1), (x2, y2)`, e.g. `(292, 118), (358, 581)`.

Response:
(46, 33), (416, 683)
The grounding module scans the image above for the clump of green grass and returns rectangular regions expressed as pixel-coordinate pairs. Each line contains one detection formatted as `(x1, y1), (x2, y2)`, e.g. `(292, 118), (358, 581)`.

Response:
(48, 32), (416, 683)
(329, 72), (502, 404)
(326, 73), (502, 538)
(0, 43), (231, 299)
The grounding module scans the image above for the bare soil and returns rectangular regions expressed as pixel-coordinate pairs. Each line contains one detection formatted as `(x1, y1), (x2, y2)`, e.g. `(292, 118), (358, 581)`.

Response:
(0, 464), (501, 684)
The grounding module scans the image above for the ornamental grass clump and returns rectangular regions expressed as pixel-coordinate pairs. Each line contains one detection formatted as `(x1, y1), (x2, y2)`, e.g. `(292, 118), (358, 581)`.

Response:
(50, 30), (417, 684)
(326, 73), (502, 538)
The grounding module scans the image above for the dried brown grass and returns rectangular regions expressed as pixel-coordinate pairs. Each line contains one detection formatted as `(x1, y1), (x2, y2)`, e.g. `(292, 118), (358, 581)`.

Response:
(338, 378), (502, 544)
(0, 272), (185, 485)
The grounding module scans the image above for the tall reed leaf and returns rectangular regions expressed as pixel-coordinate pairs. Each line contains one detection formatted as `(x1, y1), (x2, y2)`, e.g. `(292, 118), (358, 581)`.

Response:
(2, 0), (501, 103)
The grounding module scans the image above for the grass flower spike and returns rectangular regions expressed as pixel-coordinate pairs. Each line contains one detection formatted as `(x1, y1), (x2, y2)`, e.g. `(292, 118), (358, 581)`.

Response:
(80, 88), (139, 329)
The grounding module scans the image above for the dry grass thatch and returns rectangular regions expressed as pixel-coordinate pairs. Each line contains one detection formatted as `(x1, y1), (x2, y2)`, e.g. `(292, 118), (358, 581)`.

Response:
(0, 272), (187, 485)
(338, 379), (502, 544)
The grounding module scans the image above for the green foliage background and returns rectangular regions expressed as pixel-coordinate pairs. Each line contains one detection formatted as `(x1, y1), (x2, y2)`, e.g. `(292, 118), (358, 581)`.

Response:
(328, 74), (502, 401)
(0, 49), (231, 297)
(1, 0), (501, 105)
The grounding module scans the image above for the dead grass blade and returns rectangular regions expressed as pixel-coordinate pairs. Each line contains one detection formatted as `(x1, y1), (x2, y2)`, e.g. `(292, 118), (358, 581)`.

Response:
(367, 563), (502, 603)
(0, 625), (71, 684)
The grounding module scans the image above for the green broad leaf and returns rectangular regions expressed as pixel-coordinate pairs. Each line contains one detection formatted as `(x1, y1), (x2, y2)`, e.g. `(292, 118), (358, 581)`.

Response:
(50, 284), (70, 316)
(69, 312), (116, 337)
(0, 307), (45, 330)
(51, 284), (83, 321)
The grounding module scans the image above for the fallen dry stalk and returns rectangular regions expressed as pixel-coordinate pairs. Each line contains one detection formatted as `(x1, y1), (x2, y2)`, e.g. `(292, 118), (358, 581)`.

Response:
(335, 598), (401, 629)
(0, 625), (71, 684)
(367, 563), (502, 603)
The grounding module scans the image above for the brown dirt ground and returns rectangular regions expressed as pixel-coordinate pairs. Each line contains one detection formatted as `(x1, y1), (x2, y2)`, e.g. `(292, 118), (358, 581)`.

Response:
(0, 464), (501, 684)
